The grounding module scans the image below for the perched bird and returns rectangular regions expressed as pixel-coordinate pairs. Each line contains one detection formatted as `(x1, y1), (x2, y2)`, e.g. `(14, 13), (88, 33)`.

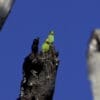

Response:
(48, 30), (55, 44)
(87, 29), (100, 100)
(42, 38), (50, 53)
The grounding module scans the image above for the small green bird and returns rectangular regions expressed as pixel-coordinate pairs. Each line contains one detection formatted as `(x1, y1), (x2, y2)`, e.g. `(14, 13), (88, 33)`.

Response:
(48, 30), (55, 44)
(42, 39), (50, 52)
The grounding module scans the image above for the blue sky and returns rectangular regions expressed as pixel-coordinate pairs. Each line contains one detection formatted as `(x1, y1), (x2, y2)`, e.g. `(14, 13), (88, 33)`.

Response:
(0, 0), (100, 100)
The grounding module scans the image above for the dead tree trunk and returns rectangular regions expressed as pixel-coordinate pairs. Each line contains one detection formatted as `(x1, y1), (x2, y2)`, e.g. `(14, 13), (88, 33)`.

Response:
(17, 38), (59, 100)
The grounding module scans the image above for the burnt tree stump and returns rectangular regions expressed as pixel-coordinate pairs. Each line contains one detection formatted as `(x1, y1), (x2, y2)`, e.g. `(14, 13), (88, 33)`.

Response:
(17, 38), (59, 100)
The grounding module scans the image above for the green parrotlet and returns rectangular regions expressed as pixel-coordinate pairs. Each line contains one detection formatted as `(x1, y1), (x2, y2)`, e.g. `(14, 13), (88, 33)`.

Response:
(42, 38), (50, 52)
(48, 30), (55, 44)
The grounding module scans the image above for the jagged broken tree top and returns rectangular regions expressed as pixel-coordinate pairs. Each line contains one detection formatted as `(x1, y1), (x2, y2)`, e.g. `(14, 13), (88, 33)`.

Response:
(17, 34), (60, 100)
